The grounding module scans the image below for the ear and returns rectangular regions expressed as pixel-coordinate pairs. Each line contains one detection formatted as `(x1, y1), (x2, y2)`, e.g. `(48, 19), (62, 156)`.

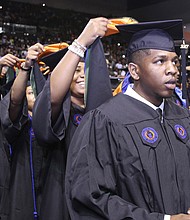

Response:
(128, 62), (140, 80)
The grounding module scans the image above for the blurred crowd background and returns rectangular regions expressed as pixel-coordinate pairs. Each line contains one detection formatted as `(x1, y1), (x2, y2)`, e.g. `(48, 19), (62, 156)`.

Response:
(1, 0), (190, 91)
(0, 0), (129, 82)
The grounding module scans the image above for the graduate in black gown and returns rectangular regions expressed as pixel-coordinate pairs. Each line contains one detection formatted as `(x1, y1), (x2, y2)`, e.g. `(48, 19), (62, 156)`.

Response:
(0, 53), (20, 220)
(65, 19), (190, 220)
(33, 60), (86, 220)
(0, 102), (11, 220)
(0, 43), (50, 220)
(32, 17), (112, 220)
(0, 119), (10, 220)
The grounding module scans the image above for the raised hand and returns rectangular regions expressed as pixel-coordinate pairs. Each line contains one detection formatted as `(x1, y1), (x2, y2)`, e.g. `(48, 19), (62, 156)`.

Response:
(0, 53), (20, 68)
(77, 17), (109, 48)
(24, 43), (44, 69)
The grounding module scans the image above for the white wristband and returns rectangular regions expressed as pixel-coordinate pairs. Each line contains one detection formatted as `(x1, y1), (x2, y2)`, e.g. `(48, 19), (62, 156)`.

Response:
(68, 44), (84, 58)
(68, 40), (87, 58)
(74, 39), (87, 51)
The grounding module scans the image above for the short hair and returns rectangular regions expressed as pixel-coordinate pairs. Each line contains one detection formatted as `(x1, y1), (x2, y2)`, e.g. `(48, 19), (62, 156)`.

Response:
(127, 49), (151, 64)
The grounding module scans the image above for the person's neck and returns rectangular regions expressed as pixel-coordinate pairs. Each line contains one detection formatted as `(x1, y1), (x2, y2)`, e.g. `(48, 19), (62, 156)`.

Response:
(133, 86), (163, 107)
(71, 96), (85, 108)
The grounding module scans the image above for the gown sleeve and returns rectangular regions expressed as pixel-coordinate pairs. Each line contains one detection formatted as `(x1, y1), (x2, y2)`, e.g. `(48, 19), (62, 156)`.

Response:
(65, 109), (164, 220)
(32, 76), (71, 146)
(0, 92), (28, 144)
(0, 105), (11, 216)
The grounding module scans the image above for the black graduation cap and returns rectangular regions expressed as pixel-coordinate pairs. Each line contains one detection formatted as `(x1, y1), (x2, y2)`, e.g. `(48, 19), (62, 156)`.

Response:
(116, 19), (183, 56)
(0, 67), (16, 99)
(40, 47), (68, 72)
(0, 78), (14, 99)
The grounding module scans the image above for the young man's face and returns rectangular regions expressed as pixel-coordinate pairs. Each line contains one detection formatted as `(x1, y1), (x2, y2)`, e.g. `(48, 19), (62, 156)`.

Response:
(70, 62), (85, 98)
(132, 49), (179, 106)
(26, 86), (35, 112)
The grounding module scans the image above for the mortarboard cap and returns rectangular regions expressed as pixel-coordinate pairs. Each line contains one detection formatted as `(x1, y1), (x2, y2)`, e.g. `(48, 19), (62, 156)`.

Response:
(40, 46), (86, 73)
(40, 47), (68, 72)
(0, 79), (14, 98)
(116, 19), (183, 56)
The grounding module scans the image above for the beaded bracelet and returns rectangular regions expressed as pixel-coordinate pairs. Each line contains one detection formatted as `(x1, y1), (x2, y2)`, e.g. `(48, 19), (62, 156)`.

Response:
(73, 39), (87, 52)
(68, 39), (87, 58)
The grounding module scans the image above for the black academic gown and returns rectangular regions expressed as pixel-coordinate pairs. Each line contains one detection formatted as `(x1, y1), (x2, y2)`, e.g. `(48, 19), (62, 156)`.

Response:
(0, 106), (10, 220)
(65, 93), (190, 220)
(0, 93), (49, 220)
(32, 77), (85, 220)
